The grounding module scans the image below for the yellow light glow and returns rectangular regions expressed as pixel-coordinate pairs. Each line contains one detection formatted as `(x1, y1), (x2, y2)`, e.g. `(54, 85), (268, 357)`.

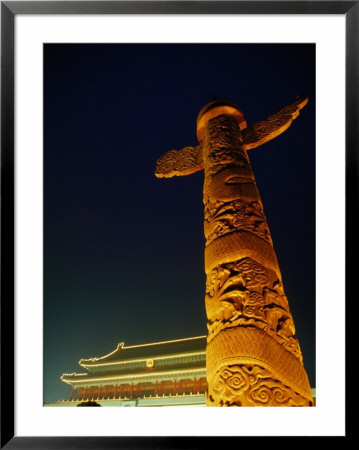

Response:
(60, 373), (87, 380)
(78, 342), (124, 365)
(61, 367), (206, 385)
(79, 350), (205, 368)
(79, 335), (207, 365)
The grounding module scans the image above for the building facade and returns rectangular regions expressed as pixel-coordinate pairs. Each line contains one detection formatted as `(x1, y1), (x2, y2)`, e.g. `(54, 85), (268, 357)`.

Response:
(56, 336), (208, 406)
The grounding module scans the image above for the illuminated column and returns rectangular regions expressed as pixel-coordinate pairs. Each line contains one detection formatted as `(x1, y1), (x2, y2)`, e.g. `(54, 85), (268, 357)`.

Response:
(155, 97), (313, 406)
(68, 386), (75, 401)
(73, 388), (80, 401)
(90, 387), (96, 399)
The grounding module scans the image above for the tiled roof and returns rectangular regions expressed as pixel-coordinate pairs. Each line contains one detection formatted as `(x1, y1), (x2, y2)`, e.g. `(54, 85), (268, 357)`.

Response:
(79, 336), (207, 367)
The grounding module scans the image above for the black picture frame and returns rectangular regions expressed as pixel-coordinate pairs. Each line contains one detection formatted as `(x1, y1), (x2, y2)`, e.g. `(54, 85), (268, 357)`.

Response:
(1, 1), (353, 447)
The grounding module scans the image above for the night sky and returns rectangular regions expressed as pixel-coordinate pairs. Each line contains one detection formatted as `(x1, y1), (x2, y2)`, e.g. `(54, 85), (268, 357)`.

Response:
(44, 43), (315, 404)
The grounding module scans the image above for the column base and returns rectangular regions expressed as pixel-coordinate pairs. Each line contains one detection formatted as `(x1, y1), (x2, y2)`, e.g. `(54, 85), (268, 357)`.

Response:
(206, 326), (313, 406)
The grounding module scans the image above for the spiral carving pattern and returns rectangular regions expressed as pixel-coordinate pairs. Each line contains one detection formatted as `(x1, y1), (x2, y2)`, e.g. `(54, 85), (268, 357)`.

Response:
(201, 109), (312, 406)
(155, 98), (312, 406)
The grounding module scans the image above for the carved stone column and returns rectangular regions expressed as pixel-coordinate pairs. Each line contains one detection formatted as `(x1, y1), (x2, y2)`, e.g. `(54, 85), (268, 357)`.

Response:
(155, 97), (313, 406)
(198, 103), (312, 406)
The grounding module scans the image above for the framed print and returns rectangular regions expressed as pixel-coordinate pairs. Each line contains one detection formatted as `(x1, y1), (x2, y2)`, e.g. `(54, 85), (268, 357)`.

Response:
(1, 1), (353, 447)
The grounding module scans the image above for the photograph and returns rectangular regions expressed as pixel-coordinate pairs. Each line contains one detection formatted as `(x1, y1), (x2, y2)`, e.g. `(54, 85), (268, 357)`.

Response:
(43, 43), (316, 408)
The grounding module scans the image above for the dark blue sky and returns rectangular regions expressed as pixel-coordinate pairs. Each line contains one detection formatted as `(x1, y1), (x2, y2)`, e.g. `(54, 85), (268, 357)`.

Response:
(44, 43), (315, 404)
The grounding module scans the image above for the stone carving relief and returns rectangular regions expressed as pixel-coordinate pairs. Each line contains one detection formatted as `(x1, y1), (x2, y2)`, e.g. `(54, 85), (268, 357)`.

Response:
(155, 144), (203, 178)
(154, 96), (308, 179)
(204, 199), (272, 246)
(242, 96), (308, 150)
(205, 257), (302, 362)
(208, 364), (311, 407)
